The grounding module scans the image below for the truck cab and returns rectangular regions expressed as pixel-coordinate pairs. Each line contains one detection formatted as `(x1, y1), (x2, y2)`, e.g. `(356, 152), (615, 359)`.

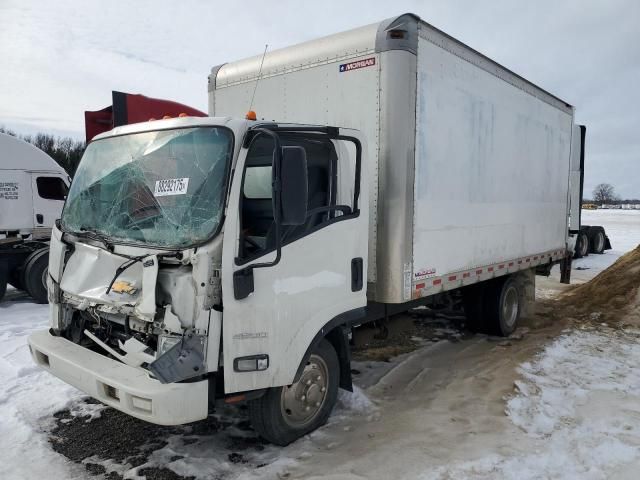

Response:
(28, 116), (368, 445)
(1, 133), (70, 303)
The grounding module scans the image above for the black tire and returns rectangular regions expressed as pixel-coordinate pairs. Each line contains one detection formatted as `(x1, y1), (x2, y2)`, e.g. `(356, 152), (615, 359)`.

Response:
(9, 268), (24, 290)
(483, 276), (521, 337)
(589, 229), (606, 254)
(0, 264), (7, 303)
(23, 248), (49, 304)
(248, 339), (340, 446)
(574, 232), (589, 259)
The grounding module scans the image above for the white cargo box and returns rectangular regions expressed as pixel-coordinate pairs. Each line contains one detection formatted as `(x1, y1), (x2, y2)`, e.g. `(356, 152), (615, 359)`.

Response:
(209, 14), (576, 303)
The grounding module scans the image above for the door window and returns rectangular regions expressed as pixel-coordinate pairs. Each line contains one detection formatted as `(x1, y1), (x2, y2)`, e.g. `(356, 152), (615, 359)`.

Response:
(238, 132), (359, 262)
(36, 177), (68, 200)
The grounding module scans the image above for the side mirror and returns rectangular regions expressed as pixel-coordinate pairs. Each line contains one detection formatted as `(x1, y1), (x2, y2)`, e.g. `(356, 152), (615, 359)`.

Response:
(279, 146), (308, 226)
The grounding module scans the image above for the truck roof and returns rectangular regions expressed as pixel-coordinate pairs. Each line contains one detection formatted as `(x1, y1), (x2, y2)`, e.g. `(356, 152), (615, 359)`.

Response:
(0, 132), (68, 174)
(210, 13), (573, 115)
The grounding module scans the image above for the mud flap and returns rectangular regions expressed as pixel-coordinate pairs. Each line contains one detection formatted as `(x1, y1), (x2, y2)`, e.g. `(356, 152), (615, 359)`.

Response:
(560, 252), (572, 284)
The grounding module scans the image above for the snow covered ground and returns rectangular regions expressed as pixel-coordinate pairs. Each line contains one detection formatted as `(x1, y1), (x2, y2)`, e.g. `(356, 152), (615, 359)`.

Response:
(0, 210), (638, 480)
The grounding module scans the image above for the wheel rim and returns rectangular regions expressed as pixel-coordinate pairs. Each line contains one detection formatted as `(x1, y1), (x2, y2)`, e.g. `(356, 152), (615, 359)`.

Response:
(41, 267), (48, 291)
(280, 353), (329, 428)
(502, 285), (519, 329)
(595, 233), (604, 252)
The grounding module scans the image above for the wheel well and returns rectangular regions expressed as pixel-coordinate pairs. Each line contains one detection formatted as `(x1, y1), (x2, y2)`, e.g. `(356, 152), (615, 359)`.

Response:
(293, 308), (364, 393)
(325, 326), (353, 392)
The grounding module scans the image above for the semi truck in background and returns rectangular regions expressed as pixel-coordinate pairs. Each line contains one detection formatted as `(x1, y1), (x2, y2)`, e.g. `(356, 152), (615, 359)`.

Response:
(0, 132), (70, 303)
(28, 14), (609, 445)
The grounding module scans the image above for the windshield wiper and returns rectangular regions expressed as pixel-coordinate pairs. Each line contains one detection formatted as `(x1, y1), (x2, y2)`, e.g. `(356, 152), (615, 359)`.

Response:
(105, 255), (147, 295)
(75, 226), (114, 251)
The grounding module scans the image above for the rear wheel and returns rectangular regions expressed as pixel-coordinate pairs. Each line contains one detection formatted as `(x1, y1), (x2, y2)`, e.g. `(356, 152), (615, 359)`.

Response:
(9, 268), (24, 290)
(23, 249), (49, 304)
(590, 230), (606, 254)
(574, 231), (589, 258)
(483, 276), (521, 337)
(248, 339), (339, 446)
(0, 264), (7, 302)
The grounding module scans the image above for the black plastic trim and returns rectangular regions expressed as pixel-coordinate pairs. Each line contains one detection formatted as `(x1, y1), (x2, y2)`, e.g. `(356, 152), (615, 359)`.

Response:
(112, 91), (128, 128)
(293, 307), (366, 391)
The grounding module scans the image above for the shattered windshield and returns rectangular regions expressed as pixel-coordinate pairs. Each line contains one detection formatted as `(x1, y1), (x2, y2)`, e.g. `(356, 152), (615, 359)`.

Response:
(62, 127), (233, 248)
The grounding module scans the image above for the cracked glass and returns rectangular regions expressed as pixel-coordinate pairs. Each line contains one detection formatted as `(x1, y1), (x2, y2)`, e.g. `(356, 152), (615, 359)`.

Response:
(62, 127), (233, 248)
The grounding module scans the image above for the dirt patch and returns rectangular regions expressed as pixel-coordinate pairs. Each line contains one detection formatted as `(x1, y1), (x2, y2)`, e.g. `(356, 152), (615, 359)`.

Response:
(49, 399), (267, 479)
(351, 310), (472, 362)
(560, 245), (640, 324)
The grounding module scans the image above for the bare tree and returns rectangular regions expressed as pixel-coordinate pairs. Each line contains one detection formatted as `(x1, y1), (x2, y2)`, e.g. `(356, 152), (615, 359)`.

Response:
(593, 183), (616, 204)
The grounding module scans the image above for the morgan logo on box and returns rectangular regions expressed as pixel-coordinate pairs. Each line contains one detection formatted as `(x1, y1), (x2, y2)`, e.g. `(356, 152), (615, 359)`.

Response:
(339, 57), (376, 73)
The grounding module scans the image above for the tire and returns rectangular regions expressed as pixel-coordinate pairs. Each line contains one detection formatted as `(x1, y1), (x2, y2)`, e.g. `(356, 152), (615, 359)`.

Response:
(0, 264), (7, 303)
(9, 268), (24, 290)
(23, 248), (49, 304)
(590, 229), (606, 254)
(483, 276), (521, 337)
(248, 339), (340, 446)
(574, 231), (589, 259)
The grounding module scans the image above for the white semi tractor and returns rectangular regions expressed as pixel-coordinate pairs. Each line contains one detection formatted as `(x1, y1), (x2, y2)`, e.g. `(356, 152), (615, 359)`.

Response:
(0, 133), (70, 303)
(30, 14), (586, 445)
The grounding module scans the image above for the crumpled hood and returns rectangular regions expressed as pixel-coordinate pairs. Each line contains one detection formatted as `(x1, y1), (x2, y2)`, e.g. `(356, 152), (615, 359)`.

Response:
(60, 242), (158, 320)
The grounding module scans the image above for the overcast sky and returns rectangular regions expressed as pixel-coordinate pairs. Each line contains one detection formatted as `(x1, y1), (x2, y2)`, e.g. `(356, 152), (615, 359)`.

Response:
(1, 0), (638, 197)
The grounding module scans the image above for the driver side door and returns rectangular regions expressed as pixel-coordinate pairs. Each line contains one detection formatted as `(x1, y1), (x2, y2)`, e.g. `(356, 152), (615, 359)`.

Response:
(221, 129), (368, 394)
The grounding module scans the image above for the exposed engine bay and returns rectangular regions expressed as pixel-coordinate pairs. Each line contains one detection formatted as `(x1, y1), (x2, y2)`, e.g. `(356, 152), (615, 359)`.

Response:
(49, 233), (223, 384)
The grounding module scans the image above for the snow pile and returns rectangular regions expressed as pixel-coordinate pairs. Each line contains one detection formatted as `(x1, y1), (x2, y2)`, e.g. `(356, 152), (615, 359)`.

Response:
(336, 385), (375, 415)
(0, 298), (84, 479)
(423, 326), (640, 480)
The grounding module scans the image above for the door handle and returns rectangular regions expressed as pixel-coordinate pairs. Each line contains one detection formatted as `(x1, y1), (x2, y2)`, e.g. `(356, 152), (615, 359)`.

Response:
(36, 214), (43, 224)
(351, 257), (363, 292)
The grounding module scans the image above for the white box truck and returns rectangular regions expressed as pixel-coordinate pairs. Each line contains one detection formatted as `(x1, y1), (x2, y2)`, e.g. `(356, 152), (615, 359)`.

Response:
(29, 14), (583, 445)
(1, 133), (70, 303)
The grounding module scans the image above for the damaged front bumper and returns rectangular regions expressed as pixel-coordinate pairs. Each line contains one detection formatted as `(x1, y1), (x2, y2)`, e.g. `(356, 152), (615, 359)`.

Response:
(28, 329), (209, 425)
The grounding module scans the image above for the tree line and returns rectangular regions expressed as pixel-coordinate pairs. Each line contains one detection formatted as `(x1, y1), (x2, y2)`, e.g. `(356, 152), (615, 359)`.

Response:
(586, 183), (639, 205)
(1, 126), (85, 176)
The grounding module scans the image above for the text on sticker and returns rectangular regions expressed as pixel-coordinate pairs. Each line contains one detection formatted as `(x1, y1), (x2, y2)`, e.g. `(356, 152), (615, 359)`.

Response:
(154, 178), (190, 196)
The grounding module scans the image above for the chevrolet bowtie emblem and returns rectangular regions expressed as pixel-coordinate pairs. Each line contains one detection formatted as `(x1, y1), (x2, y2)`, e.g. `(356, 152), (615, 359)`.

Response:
(110, 280), (137, 295)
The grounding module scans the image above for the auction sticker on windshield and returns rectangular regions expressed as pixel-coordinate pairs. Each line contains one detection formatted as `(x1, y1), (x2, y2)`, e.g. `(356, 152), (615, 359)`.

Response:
(154, 177), (190, 197)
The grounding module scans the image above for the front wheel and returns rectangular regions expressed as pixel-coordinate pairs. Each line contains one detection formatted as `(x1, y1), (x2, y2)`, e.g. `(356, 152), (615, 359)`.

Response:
(23, 249), (49, 304)
(248, 339), (339, 446)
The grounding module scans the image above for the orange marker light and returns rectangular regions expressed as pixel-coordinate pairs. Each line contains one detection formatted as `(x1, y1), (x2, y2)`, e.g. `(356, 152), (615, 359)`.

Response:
(245, 110), (257, 121)
(163, 115), (172, 119)
(178, 112), (188, 117)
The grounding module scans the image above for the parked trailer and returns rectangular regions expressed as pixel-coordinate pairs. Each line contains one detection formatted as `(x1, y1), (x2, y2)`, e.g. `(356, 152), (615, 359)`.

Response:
(0, 133), (70, 303)
(31, 14), (584, 446)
